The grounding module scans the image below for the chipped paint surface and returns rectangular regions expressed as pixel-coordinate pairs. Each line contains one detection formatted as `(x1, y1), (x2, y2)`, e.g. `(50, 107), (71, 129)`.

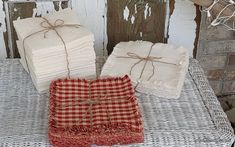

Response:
(123, 2), (152, 24)
(123, 6), (129, 21)
(0, 0), (197, 60)
(135, 4), (137, 13)
(0, 0), (7, 59)
(71, 0), (107, 57)
(144, 3), (151, 19)
(131, 15), (135, 24)
(35, 1), (55, 16)
(168, 0), (196, 56)
(107, 1), (167, 54)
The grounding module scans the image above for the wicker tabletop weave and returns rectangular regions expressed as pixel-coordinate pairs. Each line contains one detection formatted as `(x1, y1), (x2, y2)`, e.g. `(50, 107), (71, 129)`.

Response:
(0, 58), (234, 147)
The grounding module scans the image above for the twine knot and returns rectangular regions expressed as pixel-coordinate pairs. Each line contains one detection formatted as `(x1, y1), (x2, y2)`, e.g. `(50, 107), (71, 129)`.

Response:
(41, 19), (64, 30)
(59, 95), (130, 125)
(117, 43), (178, 90)
(40, 18), (80, 38)
(57, 82), (131, 127)
(22, 17), (81, 79)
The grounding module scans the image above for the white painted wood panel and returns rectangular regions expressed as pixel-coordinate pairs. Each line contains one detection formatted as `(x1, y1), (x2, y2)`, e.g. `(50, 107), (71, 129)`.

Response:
(168, 0), (196, 57)
(34, 1), (55, 17)
(71, 0), (107, 58)
(0, 0), (7, 59)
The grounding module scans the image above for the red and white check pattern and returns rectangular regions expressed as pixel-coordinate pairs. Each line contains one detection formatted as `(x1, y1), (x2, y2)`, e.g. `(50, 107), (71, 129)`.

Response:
(49, 75), (143, 133)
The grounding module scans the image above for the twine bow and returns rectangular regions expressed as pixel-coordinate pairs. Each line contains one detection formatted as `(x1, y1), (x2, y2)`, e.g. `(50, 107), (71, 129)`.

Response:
(22, 17), (81, 79)
(57, 82), (132, 127)
(117, 44), (178, 82)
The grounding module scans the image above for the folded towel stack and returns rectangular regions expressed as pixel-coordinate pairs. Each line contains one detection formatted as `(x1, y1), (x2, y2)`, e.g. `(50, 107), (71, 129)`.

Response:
(48, 75), (144, 147)
(13, 8), (96, 92)
(101, 41), (189, 98)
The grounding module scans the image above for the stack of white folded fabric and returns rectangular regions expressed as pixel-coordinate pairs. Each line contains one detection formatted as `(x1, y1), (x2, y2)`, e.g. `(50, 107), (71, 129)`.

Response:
(13, 8), (96, 93)
(101, 41), (189, 98)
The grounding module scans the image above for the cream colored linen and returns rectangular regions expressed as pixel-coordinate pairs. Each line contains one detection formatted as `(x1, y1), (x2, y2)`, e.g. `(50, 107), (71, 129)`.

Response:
(101, 41), (189, 98)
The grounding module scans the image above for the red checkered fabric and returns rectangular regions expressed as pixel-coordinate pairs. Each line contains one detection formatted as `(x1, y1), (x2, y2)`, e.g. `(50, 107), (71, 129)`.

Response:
(48, 75), (144, 147)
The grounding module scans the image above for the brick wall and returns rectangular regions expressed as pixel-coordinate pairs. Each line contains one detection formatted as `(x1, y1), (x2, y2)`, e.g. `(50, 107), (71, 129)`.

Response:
(197, 13), (235, 128)
(197, 13), (235, 95)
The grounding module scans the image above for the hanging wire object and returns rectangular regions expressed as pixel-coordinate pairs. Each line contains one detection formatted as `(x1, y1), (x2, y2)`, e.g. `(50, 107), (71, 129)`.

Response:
(201, 0), (235, 31)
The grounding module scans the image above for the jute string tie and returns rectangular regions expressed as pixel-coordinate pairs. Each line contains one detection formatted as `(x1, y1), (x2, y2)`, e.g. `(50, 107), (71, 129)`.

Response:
(57, 82), (132, 126)
(117, 44), (178, 90)
(22, 17), (81, 79)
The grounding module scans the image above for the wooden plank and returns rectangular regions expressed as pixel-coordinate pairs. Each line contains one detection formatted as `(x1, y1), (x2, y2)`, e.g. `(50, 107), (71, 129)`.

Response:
(54, 1), (69, 11)
(7, 2), (35, 58)
(193, 5), (201, 58)
(169, 0), (175, 16)
(107, 0), (166, 54)
(5, 0), (69, 58)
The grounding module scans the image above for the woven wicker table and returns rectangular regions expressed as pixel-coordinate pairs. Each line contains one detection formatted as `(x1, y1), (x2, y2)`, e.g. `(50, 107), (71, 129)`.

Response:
(0, 59), (234, 147)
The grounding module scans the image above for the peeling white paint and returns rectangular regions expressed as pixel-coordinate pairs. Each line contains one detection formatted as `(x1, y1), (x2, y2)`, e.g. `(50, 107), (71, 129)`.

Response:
(140, 32), (143, 38)
(58, 1), (62, 10)
(0, 0), (7, 59)
(131, 15), (135, 24)
(144, 3), (149, 19)
(134, 4), (137, 14)
(0, 0), (197, 60)
(32, 8), (37, 17)
(35, 1), (55, 16)
(143, 3), (152, 20)
(123, 6), (129, 21)
(168, 0), (196, 57)
(71, 0), (108, 57)
(124, 5), (137, 24)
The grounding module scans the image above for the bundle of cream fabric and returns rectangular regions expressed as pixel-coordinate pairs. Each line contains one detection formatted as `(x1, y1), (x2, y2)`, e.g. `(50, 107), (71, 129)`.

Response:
(13, 8), (96, 93)
(101, 41), (189, 98)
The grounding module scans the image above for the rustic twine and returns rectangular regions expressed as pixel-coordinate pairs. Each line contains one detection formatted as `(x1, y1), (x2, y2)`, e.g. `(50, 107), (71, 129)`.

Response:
(22, 17), (81, 79)
(117, 43), (178, 90)
(57, 82), (132, 126)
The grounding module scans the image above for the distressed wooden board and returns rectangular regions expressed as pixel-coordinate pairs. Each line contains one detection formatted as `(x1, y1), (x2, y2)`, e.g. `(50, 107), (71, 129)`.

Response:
(107, 0), (167, 54)
(193, 5), (201, 58)
(7, 2), (35, 58)
(5, 0), (69, 58)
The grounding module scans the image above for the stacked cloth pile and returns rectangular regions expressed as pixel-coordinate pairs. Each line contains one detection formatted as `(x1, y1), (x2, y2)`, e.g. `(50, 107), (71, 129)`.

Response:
(13, 8), (96, 93)
(48, 75), (144, 147)
(101, 41), (189, 98)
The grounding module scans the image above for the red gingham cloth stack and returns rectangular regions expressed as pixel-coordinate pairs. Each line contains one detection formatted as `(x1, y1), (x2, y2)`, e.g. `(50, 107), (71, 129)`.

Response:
(48, 75), (144, 147)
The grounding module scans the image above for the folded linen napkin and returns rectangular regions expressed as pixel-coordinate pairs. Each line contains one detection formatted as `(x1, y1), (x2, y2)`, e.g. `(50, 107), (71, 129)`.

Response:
(13, 8), (97, 93)
(101, 41), (189, 98)
(48, 75), (144, 146)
